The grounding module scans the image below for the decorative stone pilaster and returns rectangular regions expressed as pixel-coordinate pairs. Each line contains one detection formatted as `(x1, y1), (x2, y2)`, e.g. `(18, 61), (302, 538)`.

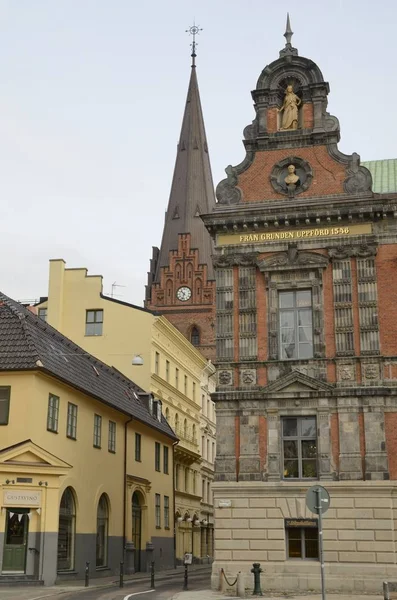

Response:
(363, 408), (389, 480)
(317, 410), (333, 480)
(239, 406), (261, 481)
(338, 407), (363, 480)
(214, 402), (237, 481)
(125, 541), (135, 575)
(267, 409), (281, 481)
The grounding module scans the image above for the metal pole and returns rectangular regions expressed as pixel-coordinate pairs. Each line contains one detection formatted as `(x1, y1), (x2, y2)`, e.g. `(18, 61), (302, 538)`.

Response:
(150, 561), (155, 589)
(316, 488), (326, 600)
(183, 563), (188, 590)
(119, 561), (124, 588)
(84, 561), (90, 587)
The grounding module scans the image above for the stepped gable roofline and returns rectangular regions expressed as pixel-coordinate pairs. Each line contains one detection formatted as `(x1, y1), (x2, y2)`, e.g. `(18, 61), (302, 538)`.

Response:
(0, 292), (176, 440)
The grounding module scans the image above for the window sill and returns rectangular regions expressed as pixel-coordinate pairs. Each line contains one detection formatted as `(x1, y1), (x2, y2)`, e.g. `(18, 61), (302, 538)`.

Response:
(156, 526), (161, 529)
(135, 458), (141, 462)
(57, 569), (78, 575)
(96, 566), (110, 571)
(108, 449), (116, 454)
(66, 435), (76, 441)
(93, 445), (102, 449)
(165, 527), (170, 530)
(47, 429), (58, 434)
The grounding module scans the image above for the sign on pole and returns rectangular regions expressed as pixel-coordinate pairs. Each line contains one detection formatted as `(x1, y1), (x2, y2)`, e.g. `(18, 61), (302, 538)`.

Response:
(306, 485), (330, 600)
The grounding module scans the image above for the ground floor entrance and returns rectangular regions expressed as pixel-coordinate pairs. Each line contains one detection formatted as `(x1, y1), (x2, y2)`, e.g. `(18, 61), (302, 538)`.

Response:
(2, 509), (29, 573)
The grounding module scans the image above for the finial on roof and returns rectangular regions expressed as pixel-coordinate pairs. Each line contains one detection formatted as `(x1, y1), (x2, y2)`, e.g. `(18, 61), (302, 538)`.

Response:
(186, 22), (203, 67)
(280, 13), (298, 58)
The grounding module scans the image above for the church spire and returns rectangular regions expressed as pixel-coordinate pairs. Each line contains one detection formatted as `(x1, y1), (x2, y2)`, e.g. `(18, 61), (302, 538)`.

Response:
(152, 43), (216, 283)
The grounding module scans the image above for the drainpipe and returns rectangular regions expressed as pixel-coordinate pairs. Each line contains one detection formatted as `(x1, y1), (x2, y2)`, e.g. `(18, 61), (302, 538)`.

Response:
(172, 440), (178, 568)
(123, 416), (133, 558)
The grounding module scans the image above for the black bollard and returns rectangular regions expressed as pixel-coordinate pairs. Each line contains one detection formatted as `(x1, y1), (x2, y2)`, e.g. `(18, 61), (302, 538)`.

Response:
(251, 563), (263, 596)
(150, 561), (155, 589)
(183, 563), (188, 591)
(119, 561), (124, 588)
(85, 561), (90, 587)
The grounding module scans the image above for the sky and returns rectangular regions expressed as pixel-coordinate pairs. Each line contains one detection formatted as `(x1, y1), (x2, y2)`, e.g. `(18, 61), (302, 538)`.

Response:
(1, 0), (396, 306)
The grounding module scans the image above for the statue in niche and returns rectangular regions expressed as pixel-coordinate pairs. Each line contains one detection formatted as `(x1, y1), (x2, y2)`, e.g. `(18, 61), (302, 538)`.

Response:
(284, 164), (300, 197)
(278, 85), (301, 130)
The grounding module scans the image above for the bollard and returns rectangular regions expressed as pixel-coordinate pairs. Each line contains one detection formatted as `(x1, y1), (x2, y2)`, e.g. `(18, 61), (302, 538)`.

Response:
(183, 563), (188, 591)
(219, 568), (226, 593)
(384, 581), (390, 600)
(84, 561), (90, 587)
(119, 561), (124, 588)
(251, 563), (263, 597)
(237, 572), (245, 597)
(150, 561), (155, 589)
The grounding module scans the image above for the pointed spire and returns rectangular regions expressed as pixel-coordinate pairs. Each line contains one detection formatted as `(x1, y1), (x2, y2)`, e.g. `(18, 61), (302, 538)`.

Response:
(280, 13), (298, 57)
(154, 64), (216, 282)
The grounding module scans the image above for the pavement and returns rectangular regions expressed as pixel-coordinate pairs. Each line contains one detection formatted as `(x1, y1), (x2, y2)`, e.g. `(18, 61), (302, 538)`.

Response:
(171, 593), (383, 600)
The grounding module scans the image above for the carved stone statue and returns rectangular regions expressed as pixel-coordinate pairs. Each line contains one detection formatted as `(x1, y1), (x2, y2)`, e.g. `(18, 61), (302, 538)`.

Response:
(284, 164), (300, 197)
(278, 85), (301, 130)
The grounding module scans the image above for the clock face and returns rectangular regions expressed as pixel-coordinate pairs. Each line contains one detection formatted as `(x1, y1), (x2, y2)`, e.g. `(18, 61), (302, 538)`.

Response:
(177, 286), (192, 302)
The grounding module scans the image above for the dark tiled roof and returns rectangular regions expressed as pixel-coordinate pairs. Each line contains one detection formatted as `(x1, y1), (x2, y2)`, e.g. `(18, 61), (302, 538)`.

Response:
(0, 292), (177, 441)
(154, 66), (216, 282)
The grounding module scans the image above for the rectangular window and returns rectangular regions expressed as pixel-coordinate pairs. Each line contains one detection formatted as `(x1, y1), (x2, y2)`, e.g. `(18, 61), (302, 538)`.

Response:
(135, 433), (141, 461)
(332, 260), (354, 355)
(0, 387), (11, 425)
(85, 309), (103, 336)
(239, 266), (257, 360)
(216, 268), (234, 360)
(108, 421), (116, 453)
(184, 375), (188, 395)
(282, 417), (317, 479)
(93, 414), (102, 448)
(38, 307), (47, 321)
(155, 442), (161, 472)
(279, 290), (313, 360)
(66, 402), (77, 439)
(357, 258), (380, 354)
(155, 352), (160, 375)
(155, 494), (161, 528)
(47, 394), (59, 433)
(163, 446), (169, 474)
(166, 360), (170, 382)
(193, 381), (196, 402)
(286, 522), (319, 559)
(164, 496), (170, 528)
(175, 368), (179, 389)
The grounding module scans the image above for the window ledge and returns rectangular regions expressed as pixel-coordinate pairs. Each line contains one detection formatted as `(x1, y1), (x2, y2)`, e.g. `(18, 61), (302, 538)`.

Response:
(108, 449), (116, 454)
(66, 435), (76, 441)
(57, 570), (78, 575)
(155, 526), (161, 530)
(95, 566), (111, 571)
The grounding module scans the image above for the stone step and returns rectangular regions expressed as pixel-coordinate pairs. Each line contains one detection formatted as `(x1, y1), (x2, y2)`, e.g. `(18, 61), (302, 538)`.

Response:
(0, 575), (44, 586)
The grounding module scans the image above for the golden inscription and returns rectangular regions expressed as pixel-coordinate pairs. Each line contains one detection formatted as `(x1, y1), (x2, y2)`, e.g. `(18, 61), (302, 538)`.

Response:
(217, 223), (372, 246)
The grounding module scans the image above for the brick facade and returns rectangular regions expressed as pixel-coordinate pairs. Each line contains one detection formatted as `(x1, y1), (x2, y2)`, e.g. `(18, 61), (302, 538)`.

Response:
(202, 29), (397, 594)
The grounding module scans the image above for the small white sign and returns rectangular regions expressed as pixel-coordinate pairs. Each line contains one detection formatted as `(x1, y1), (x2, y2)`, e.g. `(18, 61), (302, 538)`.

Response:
(218, 499), (232, 508)
(3, 490), (42, 507)
(184, 553), (193, 565)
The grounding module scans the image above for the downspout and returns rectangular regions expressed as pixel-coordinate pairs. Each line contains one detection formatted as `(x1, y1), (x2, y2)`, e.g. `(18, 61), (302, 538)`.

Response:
(123, 416), (133, 558)
(172, 440), (178, 569)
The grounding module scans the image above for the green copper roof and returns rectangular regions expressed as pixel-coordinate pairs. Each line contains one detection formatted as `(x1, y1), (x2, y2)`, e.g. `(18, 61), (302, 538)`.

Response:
(362, 159), (397, 194)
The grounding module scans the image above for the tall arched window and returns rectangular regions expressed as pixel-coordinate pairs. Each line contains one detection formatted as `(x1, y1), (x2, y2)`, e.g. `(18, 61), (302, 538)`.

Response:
(57, 487), (76, 571)
(175, 413), (179, 434)
(192, 424), (196, 442)
(184, 418), (188, 438)
(191, 326), (200, 347)
(96, 494), (109, 567)
(165, 407), (170, 422)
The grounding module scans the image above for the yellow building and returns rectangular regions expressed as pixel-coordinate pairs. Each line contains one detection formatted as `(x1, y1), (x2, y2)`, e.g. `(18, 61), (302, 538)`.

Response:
(35, 259), (216, 564)
(0, 292), (176, 585)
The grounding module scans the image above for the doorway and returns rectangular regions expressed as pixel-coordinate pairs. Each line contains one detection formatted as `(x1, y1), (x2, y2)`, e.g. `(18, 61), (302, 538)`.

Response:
(131, 492), (142, 572)
(2, 509), (29, 573)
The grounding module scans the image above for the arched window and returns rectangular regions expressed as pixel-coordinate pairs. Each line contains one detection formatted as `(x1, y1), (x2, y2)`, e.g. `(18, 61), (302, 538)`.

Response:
(192, 424), (196, 442)
(185, 467), (189, 492)
(191, 326), (200, 347)
(175, 464), (180, 490)
(57, 487), (76, 571)
(175, 413), (179, 433)
(96, 494), (109, 567)
(184, 418), (188, 438)
(165, 407), (170, 422)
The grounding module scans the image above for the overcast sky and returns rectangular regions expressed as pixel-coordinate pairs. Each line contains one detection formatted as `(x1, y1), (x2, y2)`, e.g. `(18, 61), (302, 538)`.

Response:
(1, 0), (396, 306)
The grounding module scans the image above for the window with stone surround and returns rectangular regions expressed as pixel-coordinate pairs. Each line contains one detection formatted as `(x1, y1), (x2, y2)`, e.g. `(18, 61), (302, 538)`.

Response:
(332, 260), (354, 355)
(282, 416), (317, 479)
(239, 266), (257, 359)
(286, 521), (319, 559)
(357, 258), (380, 354)
(279, 290), (313, 360)
(216, 268), (234, 360)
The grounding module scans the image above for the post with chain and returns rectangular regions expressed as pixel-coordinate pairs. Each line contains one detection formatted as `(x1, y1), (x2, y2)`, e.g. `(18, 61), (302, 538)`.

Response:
(84, 562), (90, 587)
(251, 563), (263, 596)
(119, 561), (124, 588)
(150, 561), (155, 589)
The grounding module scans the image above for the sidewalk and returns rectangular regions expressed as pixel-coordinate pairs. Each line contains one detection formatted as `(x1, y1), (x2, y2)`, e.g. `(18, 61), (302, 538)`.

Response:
(0, 564), (211, 600)
(171, 593), (383, 600)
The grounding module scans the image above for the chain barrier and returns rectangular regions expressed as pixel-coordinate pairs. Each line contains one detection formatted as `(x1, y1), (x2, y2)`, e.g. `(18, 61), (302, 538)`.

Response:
(221, 567), (238, 587)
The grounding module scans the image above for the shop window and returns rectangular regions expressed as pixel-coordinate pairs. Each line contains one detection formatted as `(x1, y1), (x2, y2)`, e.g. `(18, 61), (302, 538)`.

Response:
(85, 309), (103, 336)
(66, 402), (77, 439)
(279, 290), (313, 359)
(57, 487), (76, 571)
(282, 417), (317, 479)
(47, 394), (59, 433)
(0, 387), (10, 425)
(96, 494), (109, 568)
(286, 521), (319, 559)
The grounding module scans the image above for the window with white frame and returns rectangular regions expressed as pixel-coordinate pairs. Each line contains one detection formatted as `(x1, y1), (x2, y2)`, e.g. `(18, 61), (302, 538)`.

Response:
(93, 414), (102, 448)
(282, 417), (317, 479)
(155, 494), (161, 528)
(47, 394), (59, 433)
(279, 290), (313, 359)
(108, 421), (116, 453)
(85, 310), (103, 336)
(66, 402), (77, 439)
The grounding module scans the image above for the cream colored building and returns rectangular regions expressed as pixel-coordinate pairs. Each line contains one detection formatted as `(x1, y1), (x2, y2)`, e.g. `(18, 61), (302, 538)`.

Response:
(35, 259), (216, 563)
(0, 292), (176, 585)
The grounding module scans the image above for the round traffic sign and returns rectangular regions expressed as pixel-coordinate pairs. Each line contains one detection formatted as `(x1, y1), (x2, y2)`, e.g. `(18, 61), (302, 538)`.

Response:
(306, 485), (330, 515)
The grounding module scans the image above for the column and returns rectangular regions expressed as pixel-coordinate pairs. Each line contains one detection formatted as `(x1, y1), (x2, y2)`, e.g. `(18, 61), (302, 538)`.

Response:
(267, 409), (281, 481)
(364, 409), (389, 480)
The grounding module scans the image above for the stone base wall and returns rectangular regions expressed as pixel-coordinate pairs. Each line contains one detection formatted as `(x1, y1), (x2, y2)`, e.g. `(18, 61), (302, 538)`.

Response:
(211, 481), (397, 594)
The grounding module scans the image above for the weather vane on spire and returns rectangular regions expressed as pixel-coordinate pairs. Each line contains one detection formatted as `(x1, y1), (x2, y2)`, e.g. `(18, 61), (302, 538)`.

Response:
(186, 22), (203, 67)
(280, 13), (298, 57)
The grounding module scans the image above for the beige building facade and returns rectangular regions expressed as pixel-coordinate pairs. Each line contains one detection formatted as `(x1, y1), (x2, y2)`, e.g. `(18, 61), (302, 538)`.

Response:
(35, 258), (216, 564)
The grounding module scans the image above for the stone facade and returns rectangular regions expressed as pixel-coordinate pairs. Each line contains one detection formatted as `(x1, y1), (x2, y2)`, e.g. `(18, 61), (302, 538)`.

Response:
(202, 24), (397, 594)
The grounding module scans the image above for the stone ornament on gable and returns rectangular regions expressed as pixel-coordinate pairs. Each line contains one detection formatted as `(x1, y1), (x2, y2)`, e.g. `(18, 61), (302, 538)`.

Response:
(218, 370), (233, 386)
(328, 244), (378, 260)
(241, 369), (256, 385)
(213, 253), (258, 268)
(257, 247), (329, 272)
(270, 156), (313, 198)
(363, 364), (379, 380)
(337, 364), (354, 381)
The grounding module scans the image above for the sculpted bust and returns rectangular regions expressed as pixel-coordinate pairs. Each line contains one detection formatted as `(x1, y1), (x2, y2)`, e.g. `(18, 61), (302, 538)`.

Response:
(284, 164), (299, 185)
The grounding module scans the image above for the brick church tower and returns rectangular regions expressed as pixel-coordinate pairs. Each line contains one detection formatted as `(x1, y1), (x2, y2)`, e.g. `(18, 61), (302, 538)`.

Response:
(202, 16), (397, 594)
(145, 46), (216, 360)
